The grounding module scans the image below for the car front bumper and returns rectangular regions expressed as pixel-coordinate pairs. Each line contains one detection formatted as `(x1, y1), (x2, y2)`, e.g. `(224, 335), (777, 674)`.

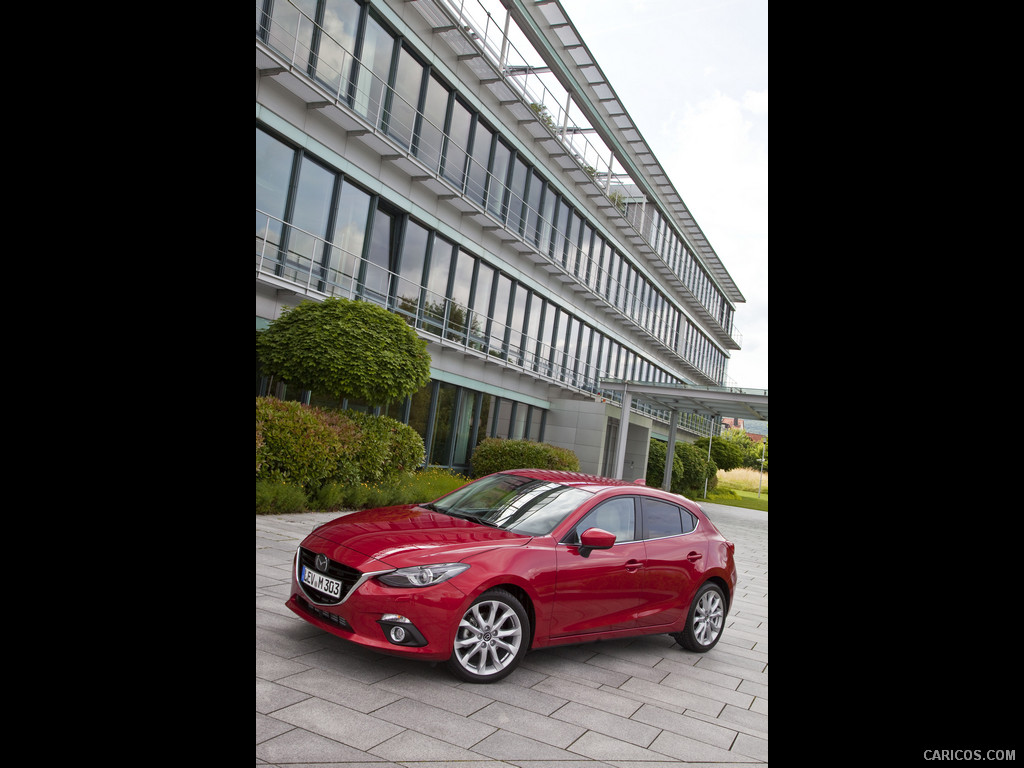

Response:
(285, 545), (469, 661)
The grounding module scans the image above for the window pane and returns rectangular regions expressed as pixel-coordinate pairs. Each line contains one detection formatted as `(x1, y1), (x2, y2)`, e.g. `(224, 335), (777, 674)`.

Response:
(490, 273), (512, 356)
(326, 179), (371, 294)
(315, 0), (361, 98)
(416, 74), (449, 173)
(282, 156), (335, 284)
(470, 263), (494, 351)
(430, 382), (459, 465)
(354, 14), (394, 124)
(256, 129), (295, 261)
(525, 170), (545, 246)
(487, 139), (512, 219)
(396, 220), (429, 324)
(423, 235), (453, 335)
(466, 121), (493, 206)
(361, 206), (393, 304)
(571, 497), (636, 544)
(387, 46), (423, 150)
(442, 99), (472, 188)
(643, 498), (683, 538)
(507, 157), (529, 234)
(447, 248), (474, 341)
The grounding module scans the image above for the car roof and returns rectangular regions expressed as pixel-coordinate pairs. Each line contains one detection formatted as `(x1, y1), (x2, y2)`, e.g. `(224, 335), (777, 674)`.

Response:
(497, 469), (701, 509)
(498, 469), (650, 492)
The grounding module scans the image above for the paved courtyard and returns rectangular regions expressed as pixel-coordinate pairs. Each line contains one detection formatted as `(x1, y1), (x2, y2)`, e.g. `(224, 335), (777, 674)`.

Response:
(257, 501), (768, 766)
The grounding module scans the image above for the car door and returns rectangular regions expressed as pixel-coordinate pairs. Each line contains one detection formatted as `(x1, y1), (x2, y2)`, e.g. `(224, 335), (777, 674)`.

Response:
(636, 496), (706, 628)
(550, 496), (647, 637)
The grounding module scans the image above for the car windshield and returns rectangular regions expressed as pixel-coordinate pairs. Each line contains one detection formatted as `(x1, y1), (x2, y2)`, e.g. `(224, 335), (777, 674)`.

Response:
(431, 474), (593, 535)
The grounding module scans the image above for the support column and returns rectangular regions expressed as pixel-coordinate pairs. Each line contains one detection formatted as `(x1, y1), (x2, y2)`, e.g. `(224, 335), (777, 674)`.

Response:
(613, 381), (630, 479)
(663, 409), (679, 491)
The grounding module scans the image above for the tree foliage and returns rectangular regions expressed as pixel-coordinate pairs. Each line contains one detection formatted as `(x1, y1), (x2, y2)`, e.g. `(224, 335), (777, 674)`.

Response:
(257, 298), (431, 406)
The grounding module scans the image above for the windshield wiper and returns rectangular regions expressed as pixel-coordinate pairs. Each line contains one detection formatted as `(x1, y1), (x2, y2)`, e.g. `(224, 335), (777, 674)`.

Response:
(440, 509), (499, 527)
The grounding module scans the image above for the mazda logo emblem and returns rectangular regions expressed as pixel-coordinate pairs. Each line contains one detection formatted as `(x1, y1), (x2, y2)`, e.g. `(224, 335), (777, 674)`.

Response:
(315, 554), (328, 572)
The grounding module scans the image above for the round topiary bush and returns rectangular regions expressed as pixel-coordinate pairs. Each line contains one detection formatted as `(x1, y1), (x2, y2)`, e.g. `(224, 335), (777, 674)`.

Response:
(470, 438), (580, 478)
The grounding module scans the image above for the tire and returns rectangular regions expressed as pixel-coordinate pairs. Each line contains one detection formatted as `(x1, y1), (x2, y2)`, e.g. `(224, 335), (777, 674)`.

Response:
(672, 582), (727, 652)
(446, 589), (529, 683)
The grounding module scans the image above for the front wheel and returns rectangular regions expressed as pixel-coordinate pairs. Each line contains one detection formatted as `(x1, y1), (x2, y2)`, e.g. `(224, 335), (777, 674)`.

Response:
(446, 589), (529, 683)
(672, 582), (727, 652)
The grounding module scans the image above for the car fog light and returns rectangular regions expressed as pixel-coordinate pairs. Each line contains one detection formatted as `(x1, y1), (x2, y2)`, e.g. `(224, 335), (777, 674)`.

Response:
(378, 615), (428, 647)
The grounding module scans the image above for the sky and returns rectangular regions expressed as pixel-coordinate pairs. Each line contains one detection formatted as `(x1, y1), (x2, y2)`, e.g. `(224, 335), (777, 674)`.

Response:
(556, 0), (768, 391)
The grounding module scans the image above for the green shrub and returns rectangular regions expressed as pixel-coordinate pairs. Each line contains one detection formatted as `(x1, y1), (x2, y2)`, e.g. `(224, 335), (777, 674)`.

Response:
(470, 438), (580, 478)
(340, 410), (425, 483)
(256, 479), (308, 514)
(255, 398), (342, 491)
(645, 439), (718, 496)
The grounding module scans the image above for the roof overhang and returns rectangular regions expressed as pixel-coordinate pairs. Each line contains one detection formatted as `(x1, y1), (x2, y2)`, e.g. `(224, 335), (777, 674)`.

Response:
(601, 379), (768, 422)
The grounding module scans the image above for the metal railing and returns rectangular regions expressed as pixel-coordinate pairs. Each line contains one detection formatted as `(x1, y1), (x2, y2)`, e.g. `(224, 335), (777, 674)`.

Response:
(256, 208), (723, 437)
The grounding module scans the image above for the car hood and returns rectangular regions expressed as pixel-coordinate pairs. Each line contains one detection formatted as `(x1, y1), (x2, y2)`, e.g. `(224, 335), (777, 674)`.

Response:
(309, 504), (530, 565)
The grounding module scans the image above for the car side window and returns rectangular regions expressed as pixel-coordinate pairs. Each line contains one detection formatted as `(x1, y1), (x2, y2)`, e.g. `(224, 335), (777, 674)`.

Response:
(641, 497), (696, 538)
(565, 497), (637, 545)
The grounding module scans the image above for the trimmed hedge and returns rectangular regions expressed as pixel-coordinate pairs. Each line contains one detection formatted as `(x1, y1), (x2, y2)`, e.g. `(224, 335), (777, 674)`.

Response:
(470, 438), (580, 478)
(256, 397), (425, 492)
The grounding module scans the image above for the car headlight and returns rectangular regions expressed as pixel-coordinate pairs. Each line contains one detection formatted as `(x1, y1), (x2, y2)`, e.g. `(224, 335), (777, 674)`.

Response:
(377, 563), (470, 588)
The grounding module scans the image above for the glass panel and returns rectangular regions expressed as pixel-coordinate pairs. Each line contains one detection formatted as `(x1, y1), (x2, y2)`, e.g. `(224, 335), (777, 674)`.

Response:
(407, 381), (433, 447)
(256, 129), (295, 265)
(508, 284), (528, 365)
(452, 388), (476, 466)
(489, 273), (512, 357)
(562, 208), (579, 270)
(429, 381), (459, 465)
(550, 197), (568, 260)
(538, 183), (557, 254)
(470, 263), (494, 352)
(525, 170), (545, 247)
(577, 223), (593, 281)
(415, 74), (449, 173)
(423, 235), (453, 335)
(442, 98), (472, 189)
(523, 294), (544, 371)
(282, 156), (335, 285)
(354, 13), (395, 124)
(447, 248), (474, 342)
(466, 121), (493, 206)
(263, 0), (317, 64)
(361, 206), (393, 305)
(326, 179), (371, 295)
(315, 0), (361, 99)
(395, 220), (429, 324)
(487, 139), (512, 219)
(387, 46), (423, 150)
(507, 157), (529, 234)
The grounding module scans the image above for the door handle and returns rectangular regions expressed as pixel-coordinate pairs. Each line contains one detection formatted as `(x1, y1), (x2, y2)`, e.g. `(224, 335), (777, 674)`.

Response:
(625, 559), (644, 572)
(686, 551), (703, 562)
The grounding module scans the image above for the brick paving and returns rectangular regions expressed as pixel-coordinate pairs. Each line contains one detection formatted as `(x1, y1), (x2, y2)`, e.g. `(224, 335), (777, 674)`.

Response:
(257, 502), (768, 766)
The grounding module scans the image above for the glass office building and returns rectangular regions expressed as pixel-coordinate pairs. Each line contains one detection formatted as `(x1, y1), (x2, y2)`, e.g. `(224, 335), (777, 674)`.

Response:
(256, 0), (746, 477)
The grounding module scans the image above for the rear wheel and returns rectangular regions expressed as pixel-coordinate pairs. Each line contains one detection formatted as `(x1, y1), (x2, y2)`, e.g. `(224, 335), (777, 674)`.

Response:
(446, 589), (529, 683)
(672, 582), (726, 652)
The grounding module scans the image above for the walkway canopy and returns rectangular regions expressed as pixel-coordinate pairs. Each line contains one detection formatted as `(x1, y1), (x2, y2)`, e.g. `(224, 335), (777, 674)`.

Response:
(599, 379), (768, 487)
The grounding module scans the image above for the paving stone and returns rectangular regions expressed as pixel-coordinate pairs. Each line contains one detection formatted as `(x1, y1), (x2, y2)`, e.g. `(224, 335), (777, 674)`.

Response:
(471, 701), (586, 748)
(372, 698), (497, 748)
(275, 667), (403, 713)
(272, 698), (404, 750)
(255, 726), (381, 764)
(551, 701), (660, 747)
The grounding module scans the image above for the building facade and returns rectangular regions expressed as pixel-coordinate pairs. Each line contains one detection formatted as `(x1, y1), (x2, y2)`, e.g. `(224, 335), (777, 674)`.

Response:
(256, 0), (746, 478)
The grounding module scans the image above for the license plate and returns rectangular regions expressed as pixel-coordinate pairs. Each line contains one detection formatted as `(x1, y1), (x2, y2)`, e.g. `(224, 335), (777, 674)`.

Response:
(301, 565), (343, 598)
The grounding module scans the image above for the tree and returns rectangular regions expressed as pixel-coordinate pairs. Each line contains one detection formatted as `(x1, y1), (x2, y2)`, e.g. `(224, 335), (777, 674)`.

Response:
(257, 298), (431, 406)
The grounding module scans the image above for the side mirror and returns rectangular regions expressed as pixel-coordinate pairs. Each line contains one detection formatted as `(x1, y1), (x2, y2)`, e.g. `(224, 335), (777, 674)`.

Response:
(579, 527), (616, 557)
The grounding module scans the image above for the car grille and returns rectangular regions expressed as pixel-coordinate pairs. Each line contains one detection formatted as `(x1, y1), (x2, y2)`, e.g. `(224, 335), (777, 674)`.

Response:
(297, 546), (362, 605)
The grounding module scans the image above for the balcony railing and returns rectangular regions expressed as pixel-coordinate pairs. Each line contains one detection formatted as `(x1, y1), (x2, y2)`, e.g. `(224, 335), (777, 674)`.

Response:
(256, 208), (724, 437)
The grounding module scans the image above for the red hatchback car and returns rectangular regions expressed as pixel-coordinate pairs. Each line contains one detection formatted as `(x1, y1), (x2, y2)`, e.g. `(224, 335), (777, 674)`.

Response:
(286, 469), (737, 683)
